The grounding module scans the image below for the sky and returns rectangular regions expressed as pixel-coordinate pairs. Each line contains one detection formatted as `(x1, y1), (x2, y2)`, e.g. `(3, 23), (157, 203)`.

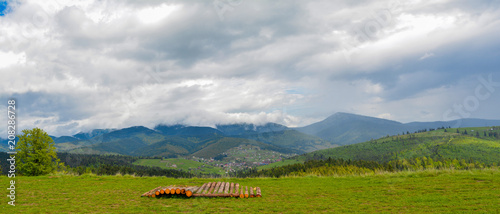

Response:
(1, 0), (500, 137)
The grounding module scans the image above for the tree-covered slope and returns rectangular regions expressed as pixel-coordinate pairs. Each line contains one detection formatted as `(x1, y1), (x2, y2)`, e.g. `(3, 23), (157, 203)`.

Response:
(191, 137), (296, 158)
(299, 127), (500, 165)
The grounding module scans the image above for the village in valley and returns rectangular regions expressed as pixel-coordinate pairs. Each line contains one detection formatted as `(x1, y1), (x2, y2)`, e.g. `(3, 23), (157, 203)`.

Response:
(159, 145), (295, 175)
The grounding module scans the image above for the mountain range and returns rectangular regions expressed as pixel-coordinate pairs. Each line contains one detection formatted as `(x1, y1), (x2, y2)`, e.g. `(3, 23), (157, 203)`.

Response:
(2, 112), (500, 158)
(47, 123), (329, 158)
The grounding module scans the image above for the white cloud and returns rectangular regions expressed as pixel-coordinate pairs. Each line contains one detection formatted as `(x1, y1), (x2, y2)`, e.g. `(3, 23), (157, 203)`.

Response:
(0, 51), (25, 68)
(136, 4), (181, 24)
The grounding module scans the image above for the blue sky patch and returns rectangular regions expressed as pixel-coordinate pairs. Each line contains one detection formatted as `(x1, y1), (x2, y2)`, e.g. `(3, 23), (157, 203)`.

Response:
(0, 1), (11, 16)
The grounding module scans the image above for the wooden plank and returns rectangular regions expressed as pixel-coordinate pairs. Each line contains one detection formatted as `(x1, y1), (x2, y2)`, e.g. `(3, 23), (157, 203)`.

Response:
(208, 182), (217, 194)
(224, 182), (230, 194)
(214, 182), (221, 194)
(196, 183), (207, 194)
(217, 182), (225, 194)
(192, 193), (233, 197)
(207, 182), (215, 194)
(202, 182), (212, 194)
(192, 185), (203, 194)
(235, 183), (240, 196)
(230, 183), (234, 195)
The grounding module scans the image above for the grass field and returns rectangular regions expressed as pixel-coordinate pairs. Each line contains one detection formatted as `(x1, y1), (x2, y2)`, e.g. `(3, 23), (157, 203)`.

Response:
(133, 158), (223, 175)
(257, 158), (302, 170)
(1, 169), (499, 213)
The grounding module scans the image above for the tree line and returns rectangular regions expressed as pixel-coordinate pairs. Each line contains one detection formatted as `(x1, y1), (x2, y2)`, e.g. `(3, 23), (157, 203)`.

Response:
(233, 156), (495, 178)
(0, 152), (195, 177)
(56, 153), (195, 177)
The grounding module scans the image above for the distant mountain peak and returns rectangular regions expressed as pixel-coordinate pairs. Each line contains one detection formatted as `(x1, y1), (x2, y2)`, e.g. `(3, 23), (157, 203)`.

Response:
(324, 112), (402, 124)
(296, 112), (500, 146)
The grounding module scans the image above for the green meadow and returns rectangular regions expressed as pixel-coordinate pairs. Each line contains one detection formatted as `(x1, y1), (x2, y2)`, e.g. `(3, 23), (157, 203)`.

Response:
(1, 168), (499, 213)
(133, 158), (223, 175)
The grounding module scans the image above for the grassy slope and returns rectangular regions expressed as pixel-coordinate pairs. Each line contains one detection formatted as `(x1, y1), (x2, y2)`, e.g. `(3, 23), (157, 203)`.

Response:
(60, 128), (167, 154)
(133, 158), (222, 175)
(299, 128), (500, 164)
(1, 169), (499, 213)
(257, 159), (302, 170)
(241, 130), (337, 152)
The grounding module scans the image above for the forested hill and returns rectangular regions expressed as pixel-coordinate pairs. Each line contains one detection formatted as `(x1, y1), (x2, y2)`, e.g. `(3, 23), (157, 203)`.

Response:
(40, 124), (325, 158)
(243, 126), (500, 178)
(297, 127), (500, 165)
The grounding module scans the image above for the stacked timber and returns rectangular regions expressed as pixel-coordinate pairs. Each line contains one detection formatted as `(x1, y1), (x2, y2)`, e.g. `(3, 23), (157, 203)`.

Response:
(141, 182), (262, 198)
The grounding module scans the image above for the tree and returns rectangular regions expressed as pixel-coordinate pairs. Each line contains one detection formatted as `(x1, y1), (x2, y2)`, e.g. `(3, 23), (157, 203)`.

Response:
(17, 128), (60, 176)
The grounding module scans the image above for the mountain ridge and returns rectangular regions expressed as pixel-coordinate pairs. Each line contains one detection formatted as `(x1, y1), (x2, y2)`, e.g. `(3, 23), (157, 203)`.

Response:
(5, 112), (500, 155)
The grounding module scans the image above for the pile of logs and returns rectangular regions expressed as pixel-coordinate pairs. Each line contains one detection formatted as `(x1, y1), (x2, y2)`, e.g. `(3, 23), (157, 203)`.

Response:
(141, 182), (262, 198)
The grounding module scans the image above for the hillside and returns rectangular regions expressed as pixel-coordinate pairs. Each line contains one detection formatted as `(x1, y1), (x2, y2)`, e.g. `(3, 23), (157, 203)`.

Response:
(39, 114), (500, 159)
(296, 112), (405, 146)
(132, 158), (223, 175)
(68, 131), (297, 159)
(132, 136), (205, 157)
(237, 130), (337, 152)
(298, 127), (500, 164)
(59, 124), (323, 158)
(296, 112), (500, 145)
(191, 137), (295, 158)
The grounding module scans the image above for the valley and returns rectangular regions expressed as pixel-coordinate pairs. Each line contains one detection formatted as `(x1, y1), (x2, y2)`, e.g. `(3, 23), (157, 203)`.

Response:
(2, 113), (500, 213)
(2, 112), (499, 176)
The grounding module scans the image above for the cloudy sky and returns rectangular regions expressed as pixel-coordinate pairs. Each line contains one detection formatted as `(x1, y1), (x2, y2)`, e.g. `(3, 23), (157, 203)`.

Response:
(1, 0), (500, 137)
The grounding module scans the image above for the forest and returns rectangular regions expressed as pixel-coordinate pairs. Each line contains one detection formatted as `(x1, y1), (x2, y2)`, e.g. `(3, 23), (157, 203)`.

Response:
(235, 156), (493, 178)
